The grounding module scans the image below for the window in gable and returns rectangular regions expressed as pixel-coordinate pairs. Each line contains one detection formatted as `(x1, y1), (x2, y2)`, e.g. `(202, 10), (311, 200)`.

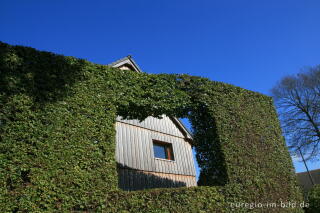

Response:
(153, 140), (174, 161)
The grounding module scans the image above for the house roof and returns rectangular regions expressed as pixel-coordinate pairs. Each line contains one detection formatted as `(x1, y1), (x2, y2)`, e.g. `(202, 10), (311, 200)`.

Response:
(108, 56), (143, 73)
(109, 56), (193, 141)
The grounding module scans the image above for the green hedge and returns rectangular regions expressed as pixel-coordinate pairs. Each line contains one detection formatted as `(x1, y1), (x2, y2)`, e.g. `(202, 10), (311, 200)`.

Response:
(306, 184), (320, 213)
(0, 43), (118, 211)
(105, 187), (226, 212)
(0, 41), (303, 212)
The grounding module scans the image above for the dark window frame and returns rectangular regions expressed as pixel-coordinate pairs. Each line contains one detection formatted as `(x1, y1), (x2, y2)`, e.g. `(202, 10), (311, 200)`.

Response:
(152, 140), (175, 161)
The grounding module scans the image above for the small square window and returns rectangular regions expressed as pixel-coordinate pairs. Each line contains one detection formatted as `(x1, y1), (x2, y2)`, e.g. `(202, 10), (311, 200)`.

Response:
(153, 140), (174, 160)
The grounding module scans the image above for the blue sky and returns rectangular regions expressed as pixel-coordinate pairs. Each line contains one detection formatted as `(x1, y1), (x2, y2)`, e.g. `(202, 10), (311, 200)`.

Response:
(2, 0), (320, 176)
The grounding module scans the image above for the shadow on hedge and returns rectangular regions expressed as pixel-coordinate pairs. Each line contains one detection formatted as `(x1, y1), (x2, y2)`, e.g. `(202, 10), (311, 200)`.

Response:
(0, 41), (88, 106)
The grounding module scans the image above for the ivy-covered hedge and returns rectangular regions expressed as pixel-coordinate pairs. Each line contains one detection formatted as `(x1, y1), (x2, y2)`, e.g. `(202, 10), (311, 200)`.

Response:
(0, 42), (303, 212)
(105, 187), (226, 212)
(0, 43), (118, 211)
(306, 184), (320, 213)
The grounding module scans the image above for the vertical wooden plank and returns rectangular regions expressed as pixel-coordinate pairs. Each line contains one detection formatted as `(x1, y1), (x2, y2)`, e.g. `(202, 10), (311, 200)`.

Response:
(159, 159), (164, 174)
(119, 122), (125, 166)
(146, 129), (155, 172)
(174, 137), (182, 175)
(183, 139), (192, 176)
(176, 138), (187, 175)
(132, 127), (139, 170)
(168, 116), (175, 136)
(184, 139), (192, 175)
(117, 122), (124, 166)
(115, 122), (119, 162)
(131, 126), (137, 170)
(125, 123), (131, 168)
(122, 123), (128, 168)
(151, 117), (156, 133)
(164, 116), (170, 136)
(138, 130), (144, 172)
(130, 126), (136, 170)
(135, 127), (143, 171)
(115, 122), (120, 163)
(139, 128), (148, 171)
(183, 140), (192, 175)
(169, 137), (177, 175)
(161, 115), (167, 134)
(170, 136), (179, 175)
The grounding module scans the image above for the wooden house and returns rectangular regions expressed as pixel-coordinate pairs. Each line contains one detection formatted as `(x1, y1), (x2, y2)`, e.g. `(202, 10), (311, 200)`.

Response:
(110, 56), (197, 191)
(297, 169), (320, 193)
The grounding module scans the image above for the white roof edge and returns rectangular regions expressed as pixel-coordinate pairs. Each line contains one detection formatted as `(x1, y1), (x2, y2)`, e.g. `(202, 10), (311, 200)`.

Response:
(170, 117), (193, 140)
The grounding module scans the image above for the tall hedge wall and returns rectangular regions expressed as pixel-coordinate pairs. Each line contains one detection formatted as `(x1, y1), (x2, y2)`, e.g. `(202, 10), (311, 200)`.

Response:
(0, 42), (303, 212)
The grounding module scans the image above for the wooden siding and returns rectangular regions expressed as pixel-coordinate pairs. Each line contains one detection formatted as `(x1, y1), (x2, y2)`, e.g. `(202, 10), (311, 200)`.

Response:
(115, 121), (196, 176)
(297, 169), (320, 193)
(116, 115), (185, 138)
(118, 168), (197, 191)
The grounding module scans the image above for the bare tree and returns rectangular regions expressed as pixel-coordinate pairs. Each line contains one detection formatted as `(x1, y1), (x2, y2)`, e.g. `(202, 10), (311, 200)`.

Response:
(271, 65), (320, 161)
